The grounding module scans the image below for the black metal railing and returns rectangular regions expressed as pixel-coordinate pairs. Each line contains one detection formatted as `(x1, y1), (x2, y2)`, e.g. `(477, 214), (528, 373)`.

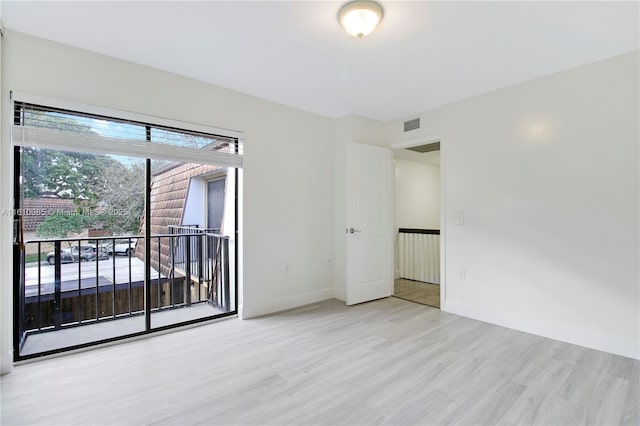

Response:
(167, 225), (220, 281)
(167, 226), (227, 310)
(19, 232), (231, 338)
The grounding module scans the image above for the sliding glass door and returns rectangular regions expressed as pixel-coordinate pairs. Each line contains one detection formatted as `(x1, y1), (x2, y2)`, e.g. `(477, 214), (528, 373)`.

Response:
(16, 147), (147, 356)
(13, 100), (240, 360)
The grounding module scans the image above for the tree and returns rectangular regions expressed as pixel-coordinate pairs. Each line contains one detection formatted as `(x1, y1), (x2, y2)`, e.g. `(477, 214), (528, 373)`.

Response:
(90, 161), (145, 234)
(35, 212), (86, 240)
(22, 148), (108, 200)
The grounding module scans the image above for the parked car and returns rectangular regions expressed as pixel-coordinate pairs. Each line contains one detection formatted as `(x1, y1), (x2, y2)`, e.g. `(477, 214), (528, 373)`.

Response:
(90, 244), (111, 261)
(46, 245), (97, 265)
(107, 239), (137, 256)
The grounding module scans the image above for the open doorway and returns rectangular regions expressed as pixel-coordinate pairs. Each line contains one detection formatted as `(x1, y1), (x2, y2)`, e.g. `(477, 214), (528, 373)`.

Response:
(392, 142), (441, 308)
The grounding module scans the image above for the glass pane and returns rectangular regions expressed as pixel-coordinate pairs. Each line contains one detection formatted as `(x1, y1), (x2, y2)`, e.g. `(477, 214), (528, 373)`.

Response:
(15, 104), (240, 358)
(149, 127), (239, 171)
(147, 159), (236, 329)
(23, 106), (147, 142)
(150, 127), (232, 149)
(18, 147), (146, 356)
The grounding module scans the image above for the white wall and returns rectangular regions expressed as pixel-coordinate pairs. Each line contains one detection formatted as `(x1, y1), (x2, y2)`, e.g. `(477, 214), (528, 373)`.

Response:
(0, 18), (9, 374)
(394, 159), (441, 281)
(332, 116), (351, 301)
(182, 177), (206, 227)
(1, 31), (336, 371)
(388, 51), (640, 359)
(394, 159), (440, 230)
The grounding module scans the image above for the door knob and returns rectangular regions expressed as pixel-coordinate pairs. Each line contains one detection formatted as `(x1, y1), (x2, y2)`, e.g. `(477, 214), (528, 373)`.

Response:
(348, 227), (361, 234)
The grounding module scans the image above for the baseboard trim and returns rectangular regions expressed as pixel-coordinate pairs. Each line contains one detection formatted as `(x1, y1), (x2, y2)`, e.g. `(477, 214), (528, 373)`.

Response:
(334, 288), (346, 301)
(242, 288), (334, 319)
(442, 300), (640, 360)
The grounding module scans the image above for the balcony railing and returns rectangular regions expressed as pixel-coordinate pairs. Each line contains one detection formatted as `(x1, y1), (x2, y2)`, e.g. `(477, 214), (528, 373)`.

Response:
(17, 231), (231, 352)
(168, 225), (221, 291)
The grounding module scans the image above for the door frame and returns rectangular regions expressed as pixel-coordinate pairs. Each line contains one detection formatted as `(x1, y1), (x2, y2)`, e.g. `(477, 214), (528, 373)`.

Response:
(202, 170), (228, 230)
(389, 134), (446, 309)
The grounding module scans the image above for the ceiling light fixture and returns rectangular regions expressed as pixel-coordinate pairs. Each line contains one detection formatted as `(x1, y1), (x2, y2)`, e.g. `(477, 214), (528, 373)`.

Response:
(338, 1), (383, 39)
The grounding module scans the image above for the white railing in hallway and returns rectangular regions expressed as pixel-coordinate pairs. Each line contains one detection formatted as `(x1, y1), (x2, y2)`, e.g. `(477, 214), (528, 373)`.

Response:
(397, 229), (440, 284)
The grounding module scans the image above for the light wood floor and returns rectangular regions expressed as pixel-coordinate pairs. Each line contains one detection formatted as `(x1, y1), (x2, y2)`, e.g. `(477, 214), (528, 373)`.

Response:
(394, 278), (440, 308)
(1, 297), (638, 425)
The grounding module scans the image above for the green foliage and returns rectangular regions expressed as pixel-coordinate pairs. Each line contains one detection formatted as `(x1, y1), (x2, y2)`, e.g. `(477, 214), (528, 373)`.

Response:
(35, 212), (86, 240)
(22, 148), (108, 200)
(24, 149), (144, 235)
(24, 253), (47, 263)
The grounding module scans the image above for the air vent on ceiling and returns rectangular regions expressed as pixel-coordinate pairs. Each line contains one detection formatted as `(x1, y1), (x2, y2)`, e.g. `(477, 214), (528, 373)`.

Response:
(406, 142), (440, 153)
(404, 118), (420, 132)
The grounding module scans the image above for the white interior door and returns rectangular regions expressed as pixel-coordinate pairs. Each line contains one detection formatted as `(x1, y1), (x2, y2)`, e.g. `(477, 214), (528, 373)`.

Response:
(346, 142), (393, 305)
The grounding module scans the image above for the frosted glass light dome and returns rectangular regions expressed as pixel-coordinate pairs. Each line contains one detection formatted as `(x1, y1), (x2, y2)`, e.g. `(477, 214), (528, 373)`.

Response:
(339, 1), (383, 39)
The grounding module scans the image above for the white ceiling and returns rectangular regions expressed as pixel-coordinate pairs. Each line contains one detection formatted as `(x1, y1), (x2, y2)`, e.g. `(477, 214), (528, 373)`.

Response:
(2, 1), (638, 121)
